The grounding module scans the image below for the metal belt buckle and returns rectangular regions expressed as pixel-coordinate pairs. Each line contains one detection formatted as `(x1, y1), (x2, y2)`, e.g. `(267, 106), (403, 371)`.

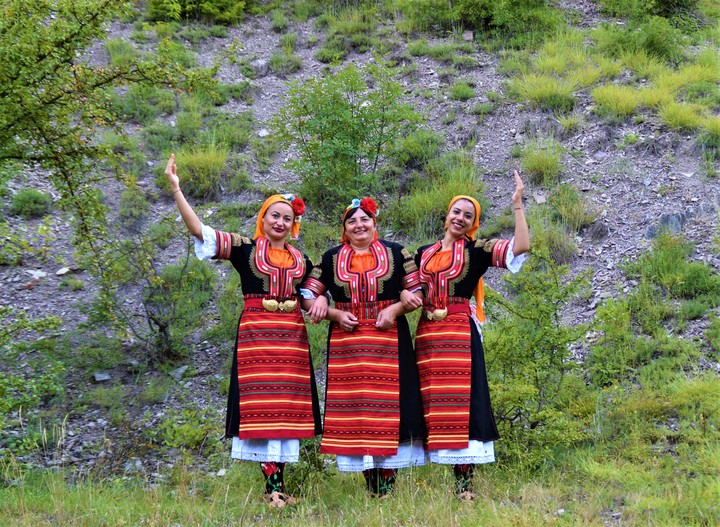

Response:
(278, 299), (297, 312)
(262, 298), (279, 312)
(425, 307), (448, 321)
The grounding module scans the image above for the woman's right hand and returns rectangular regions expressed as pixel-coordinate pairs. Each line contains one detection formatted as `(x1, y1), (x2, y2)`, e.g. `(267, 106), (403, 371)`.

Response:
(165, 153), (179, 191)
(307, 295), (328, 324)
(335, 311), (359, 332)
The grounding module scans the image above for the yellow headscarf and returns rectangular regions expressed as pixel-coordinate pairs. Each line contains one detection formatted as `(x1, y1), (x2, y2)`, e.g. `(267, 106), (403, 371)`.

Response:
(447, 195), (486, 322)
(253, 194), (302, 241)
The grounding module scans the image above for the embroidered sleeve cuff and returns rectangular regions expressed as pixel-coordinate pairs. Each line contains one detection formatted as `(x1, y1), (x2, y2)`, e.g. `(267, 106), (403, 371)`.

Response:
(506, 237), (527, 274)
(401, 270), (421, 292)
(194, 223), (218, 261)
(303, 277), (327, 297)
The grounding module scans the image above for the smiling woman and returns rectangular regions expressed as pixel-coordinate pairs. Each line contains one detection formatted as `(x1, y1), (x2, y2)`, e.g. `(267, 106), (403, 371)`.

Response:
(408, 170), (530, 500)
(302, 197), (426, 497)
(163, 154), (320, 508)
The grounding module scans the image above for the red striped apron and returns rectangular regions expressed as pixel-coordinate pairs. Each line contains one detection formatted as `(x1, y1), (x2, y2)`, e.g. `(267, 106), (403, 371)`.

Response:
(415, 298), (473, 450)
(235, 298), (316, 439)
(321, 300), (401, 456)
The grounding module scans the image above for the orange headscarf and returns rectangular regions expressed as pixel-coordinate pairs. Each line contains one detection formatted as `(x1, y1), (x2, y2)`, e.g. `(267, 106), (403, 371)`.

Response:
(340, 197), (379, 244)
(253, 194), (303, 241)
(447, 195), (486, 322)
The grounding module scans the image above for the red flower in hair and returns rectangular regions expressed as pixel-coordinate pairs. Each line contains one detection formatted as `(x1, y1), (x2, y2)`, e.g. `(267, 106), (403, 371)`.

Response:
(359, 197), (377, 216)
(291, 197), (305, 216)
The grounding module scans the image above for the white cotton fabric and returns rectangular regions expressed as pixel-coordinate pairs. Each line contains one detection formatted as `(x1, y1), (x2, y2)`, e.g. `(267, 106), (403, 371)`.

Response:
(230, 438), (300, 463)
(335, 441), (426, 472)
(506, 237), (527, 274)
(194, 223), (217, 261)
(427, 440), (495, 465)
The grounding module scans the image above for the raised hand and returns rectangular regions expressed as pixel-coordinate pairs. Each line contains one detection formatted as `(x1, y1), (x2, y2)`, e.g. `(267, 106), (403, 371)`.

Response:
(165, 153), (179, 191)
(511, 170), (524, 207)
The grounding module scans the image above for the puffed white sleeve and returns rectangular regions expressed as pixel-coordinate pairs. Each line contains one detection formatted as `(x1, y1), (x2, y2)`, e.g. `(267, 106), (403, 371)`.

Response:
(193, 223), (218, 261)
(506, 237), (527, 274)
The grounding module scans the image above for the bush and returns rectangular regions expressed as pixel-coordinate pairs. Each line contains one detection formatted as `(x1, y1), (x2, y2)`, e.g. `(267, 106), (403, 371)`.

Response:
(507, 74), (576, 112)
(592, 18), (686, 64)
(393, 129), (445, 169)
(548, 183), (596, 232)
(388, 151), (486, 241)
(10, 188), (52, 219)
(166, 142), (229, 199)
(483, 245), (592, 467)
(274, 61), (422, 219)
(525, 207), (577, 263)
(104, 39), (137, 66)
(147, 0), (246, 25)
(449, 80), (476, 100)
(592, 84), (640, 120)
(521, 135), (563, 185)
(269, 52), (303, 75)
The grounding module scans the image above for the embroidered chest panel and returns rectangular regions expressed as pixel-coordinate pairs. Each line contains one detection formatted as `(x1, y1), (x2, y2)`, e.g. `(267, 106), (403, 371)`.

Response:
(248, 237), (305, 298)
(419, 239), (470, 299)
(332, 241), (393, 304)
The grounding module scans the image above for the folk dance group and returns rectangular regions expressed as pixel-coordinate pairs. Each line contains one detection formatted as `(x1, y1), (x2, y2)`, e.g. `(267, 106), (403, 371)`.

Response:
(165, 153), (530, 506)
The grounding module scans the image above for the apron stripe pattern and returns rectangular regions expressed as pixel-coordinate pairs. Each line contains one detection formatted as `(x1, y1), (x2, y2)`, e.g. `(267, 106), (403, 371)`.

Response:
(321, 321), (400, 455)
(235, 309), (317, 439)
(415, 314), (472, 450)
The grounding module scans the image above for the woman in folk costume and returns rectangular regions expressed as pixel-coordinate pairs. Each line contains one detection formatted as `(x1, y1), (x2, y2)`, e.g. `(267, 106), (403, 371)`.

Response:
(410, 171), (529, 500)
(303, 198), (426, 497)
(164, 154), (321, 508)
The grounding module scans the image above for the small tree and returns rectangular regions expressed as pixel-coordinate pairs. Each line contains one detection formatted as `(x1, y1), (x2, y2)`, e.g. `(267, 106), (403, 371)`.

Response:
(483, 245), (593, 467)
(274, 61), (422, 218)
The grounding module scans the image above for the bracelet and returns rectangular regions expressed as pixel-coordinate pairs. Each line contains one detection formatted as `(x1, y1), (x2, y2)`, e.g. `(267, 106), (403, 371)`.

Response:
(173, 189), (182, 195)
(514, 207), (522, 211)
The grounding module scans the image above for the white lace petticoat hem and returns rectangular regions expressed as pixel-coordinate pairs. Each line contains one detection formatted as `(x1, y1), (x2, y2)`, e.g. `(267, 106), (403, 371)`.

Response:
(230, 438), (300, 463)
(427, 440), (496, 465)
(335, 442), (426, 472)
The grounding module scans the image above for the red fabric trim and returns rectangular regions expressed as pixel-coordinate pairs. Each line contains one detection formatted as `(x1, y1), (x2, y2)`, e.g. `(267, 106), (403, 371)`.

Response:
(215, 230), (233, 260)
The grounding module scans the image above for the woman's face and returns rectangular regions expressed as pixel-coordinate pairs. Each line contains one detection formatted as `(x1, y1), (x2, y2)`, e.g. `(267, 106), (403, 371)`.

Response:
(262, 202), (294, 244)
(445, 199), (476, 239)
(343, 208), (376, 247)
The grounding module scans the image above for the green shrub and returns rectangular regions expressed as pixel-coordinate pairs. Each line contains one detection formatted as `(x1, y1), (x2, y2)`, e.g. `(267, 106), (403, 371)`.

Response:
(393, 129), (444, 169)
(274, 61), (421, 219)
(115, 84), (176, 124)
(548, 183), (596, 232)
(164, 142), (229, 199)
(521, 135), (563, 185)
(624, 232), (720, 299)
(147, 0), (246, 25)
(449, 80), (476, 100)
(214, 82), (253, 105)
(525, 208), (577, 263)
(658, 101), (703, 131)
(205, 111), (255, 150)
(592, 19), (686, 64)
(156, 406), (216, 451)
(271, 8), (288, 32)
(484, 245), (592, 468)
(104, 39), (137, 66)
(118, 184), (150, 229)
(592, 84), (640, 120)
(59, 277), (85, 291)
(279, 32), (298, 53)
(140, 376), (174, 404)
(10, 188), (52, 219)
(157, 38), (197, 68)
(388, 151), (486, 241)
(269, 52), (303, 75)
(698, 115), (720, 160)
(507, 73), (575, 112)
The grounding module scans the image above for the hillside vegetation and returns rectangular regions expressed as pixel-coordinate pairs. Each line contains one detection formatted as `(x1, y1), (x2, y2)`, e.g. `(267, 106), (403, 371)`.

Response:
(1, 0), (719, 524)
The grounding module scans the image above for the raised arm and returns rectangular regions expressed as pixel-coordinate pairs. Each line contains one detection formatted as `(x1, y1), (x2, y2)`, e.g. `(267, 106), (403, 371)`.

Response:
(511, 170), (529, 255)
(165, 153), (204, 240)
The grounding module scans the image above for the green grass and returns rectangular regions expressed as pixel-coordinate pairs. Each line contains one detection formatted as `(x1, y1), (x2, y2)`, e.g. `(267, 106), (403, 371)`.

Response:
(520, 136), (563, 186)
(507, 74), (576, 112)
(448, 80), (475, 101)
(592, 84), (641, 120)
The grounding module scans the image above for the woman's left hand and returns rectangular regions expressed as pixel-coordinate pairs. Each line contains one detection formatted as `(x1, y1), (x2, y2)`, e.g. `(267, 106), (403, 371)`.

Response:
(511, 170), (524, 207)
(375, 307), (396, 330)
(400, 289), (423, 311)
